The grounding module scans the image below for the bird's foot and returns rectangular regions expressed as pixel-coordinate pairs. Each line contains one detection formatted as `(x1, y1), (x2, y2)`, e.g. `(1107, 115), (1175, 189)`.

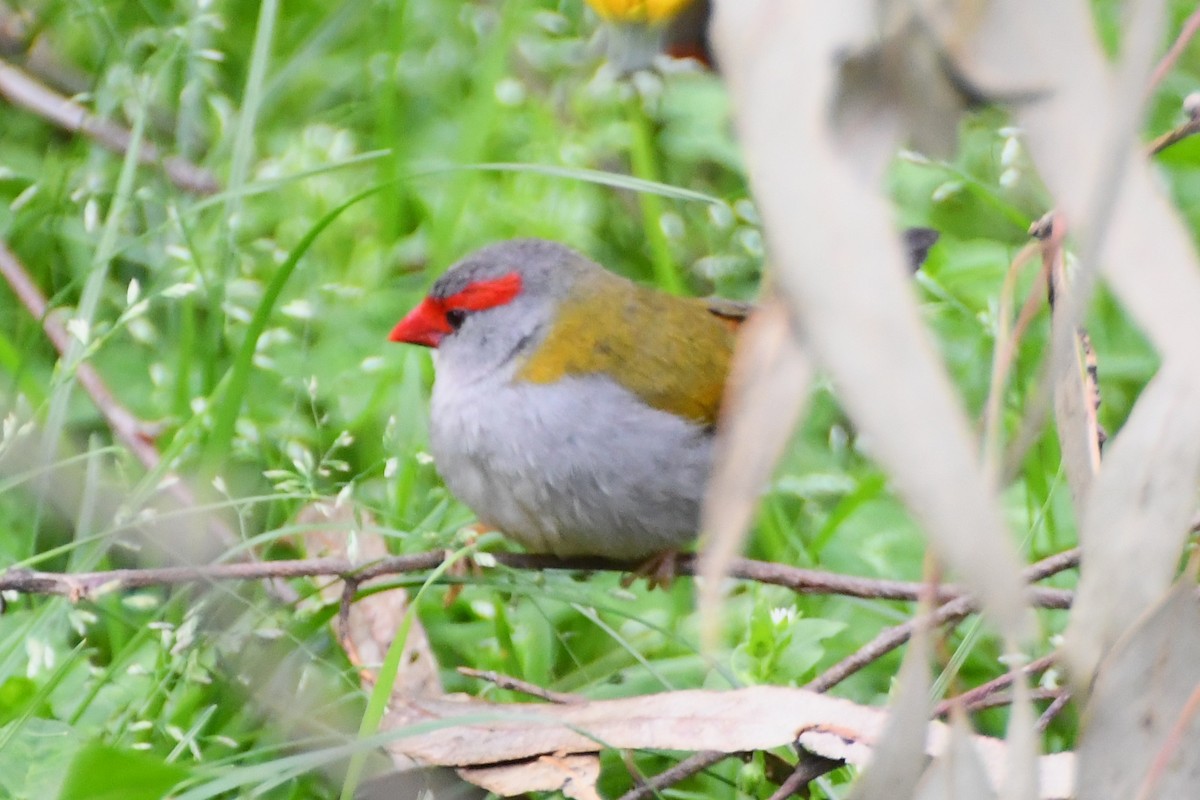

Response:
(620, 549), (681, 591)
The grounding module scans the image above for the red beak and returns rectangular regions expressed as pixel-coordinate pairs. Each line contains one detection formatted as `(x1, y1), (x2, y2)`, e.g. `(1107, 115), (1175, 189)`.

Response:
(388, 298), (451, 348)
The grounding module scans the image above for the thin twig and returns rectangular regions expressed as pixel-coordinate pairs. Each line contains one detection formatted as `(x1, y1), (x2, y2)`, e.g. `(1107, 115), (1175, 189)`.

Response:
(457, 667), (584, 705)
(0, 549), (1078, 610)
(1147, 7), (1200, 94)
(983, 239), (1042, 468)
(951, 687), (1065, 715)
(806, 547), (1081, 694)
(1147, 114), (1200, 156)
(764, 754), (843, 800)
(1036, 690), (1072, 732)
(807, 595), (975, 693)
(337, 577), (357, 646)
(496, 553), (1073, 609)
(616, 750), (732, 800)
(0, 552), (447, 600)
(0, 58), (218, 194)
(0, 240), (242, 553)
(933, 653), (1056, 717)
(1023, 547), (1080, 582)
(0, 241), (163, 468)
(0, 11), (90, 96)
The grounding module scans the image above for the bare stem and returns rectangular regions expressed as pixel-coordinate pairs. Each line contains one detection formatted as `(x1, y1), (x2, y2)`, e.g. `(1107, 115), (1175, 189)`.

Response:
(0, 548), (1078, 610)
(616, 750), (732, 800)
(0, 58), (219, 194)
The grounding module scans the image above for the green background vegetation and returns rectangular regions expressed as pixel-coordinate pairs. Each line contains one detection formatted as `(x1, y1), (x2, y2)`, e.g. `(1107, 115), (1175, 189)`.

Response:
(0, 0), (1197, 796)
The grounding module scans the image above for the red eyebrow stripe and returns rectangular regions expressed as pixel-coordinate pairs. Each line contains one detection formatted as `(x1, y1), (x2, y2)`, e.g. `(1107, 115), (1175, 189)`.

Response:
(443, 272), (522, 311)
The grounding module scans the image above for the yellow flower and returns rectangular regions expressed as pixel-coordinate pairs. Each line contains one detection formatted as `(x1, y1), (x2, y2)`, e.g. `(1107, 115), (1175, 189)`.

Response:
(584, 0), (695, 24)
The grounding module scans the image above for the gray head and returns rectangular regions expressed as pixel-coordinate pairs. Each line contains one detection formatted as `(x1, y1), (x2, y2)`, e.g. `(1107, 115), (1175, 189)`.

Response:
(389, 238), (601, 376)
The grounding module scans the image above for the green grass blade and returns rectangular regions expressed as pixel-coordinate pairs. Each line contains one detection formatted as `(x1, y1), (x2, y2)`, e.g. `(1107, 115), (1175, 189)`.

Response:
(338, 543), (476, 800)
(205, 183), (388, 461)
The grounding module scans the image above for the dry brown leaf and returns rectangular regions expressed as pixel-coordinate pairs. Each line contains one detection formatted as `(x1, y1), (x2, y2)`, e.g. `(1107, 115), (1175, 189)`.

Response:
(297, 502), (456, 791)
(301, 507), (608, 799)
(303, 507), (608, 798)
(299, 503), (443, 701)
(699, 296), (813, 648)
(1058, 152), (1200, 687)
(711, 1), (1029, 641)
(1044, 226), (1102, 508)
(459, 754), (602, 800)
(1101, 160), (1200, 365)
(1076, 581), (1200, 799)
(382, 685), (1074, 798)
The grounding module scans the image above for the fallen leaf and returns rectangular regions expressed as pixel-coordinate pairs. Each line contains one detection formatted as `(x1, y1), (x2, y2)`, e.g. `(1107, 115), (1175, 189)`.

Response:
(382, 685), (1075, 799)
(459, 754), (601, 800)
(299, 504), (443, 701)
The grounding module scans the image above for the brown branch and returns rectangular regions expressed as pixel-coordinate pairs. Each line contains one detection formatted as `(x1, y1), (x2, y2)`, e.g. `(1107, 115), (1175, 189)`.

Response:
(0, 552), (448, 600)
(933, 653), (1057, 717)
(764, 754), (843, 800)
(953, 687), (1065, 715)
(0, 11), (94, 98)
(1147, 113), (1200, 156)
(496, 553), (1073, 609)
(1036, 690), (1072, 732)
(616, 750), (732, 800)
(805, 550), (1076, 694)
(0, 57), (218, 195)
(806, 547), (1081, 694)
(1023, 546), (1080, 582)
(0, 241), (165, 471)
(0, 240), (240, 552)
(0, 549), (1078, 610)
(1148, 7), (1200, 94)
(807, 594), (975, 693)
(457, 667), (584, 705)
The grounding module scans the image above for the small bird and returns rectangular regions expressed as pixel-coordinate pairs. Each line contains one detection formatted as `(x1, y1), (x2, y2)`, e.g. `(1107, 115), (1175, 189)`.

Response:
(390, 234), (938, 566)
(389, 239), (740, 562)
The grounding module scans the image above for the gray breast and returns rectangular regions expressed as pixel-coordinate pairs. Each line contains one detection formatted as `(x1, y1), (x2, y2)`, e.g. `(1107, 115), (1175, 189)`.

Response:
(428, 368), (712, 559)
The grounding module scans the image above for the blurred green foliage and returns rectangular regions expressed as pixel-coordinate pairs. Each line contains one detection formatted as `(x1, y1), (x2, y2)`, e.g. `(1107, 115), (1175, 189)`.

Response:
(0, 0), (1196, 796)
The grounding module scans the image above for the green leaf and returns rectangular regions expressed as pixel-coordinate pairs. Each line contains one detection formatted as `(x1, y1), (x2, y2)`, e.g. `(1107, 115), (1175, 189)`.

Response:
(0, 677), (48, 725)
(0, 719), (82, 800)
(58, 742), (190, 800)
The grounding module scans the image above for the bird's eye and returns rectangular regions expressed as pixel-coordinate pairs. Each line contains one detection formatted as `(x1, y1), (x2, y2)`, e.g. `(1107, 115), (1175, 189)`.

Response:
(445, 309), (467, 330)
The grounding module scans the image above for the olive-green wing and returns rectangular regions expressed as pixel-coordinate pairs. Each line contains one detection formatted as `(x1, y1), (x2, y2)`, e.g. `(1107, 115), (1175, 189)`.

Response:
(518, 281), (738, 427)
